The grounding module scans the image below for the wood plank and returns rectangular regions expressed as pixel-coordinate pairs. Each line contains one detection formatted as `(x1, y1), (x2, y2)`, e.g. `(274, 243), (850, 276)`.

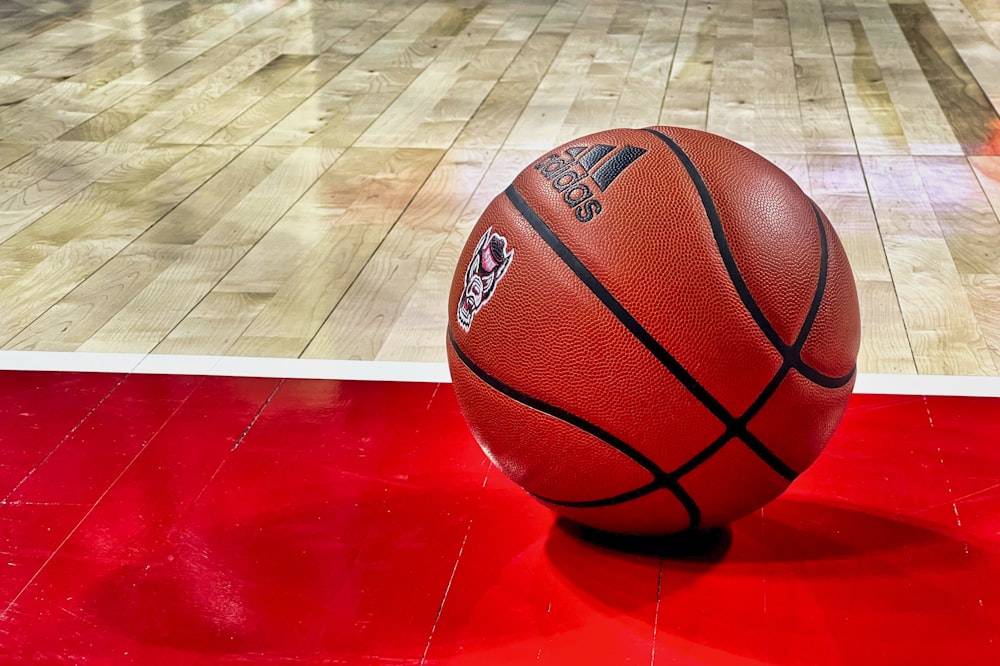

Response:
(451, 27), (567, 149)
(915, 156), (1000, 275)
(153, 291), (271, 356)
(807, 155), (891, 280)
(376, 149), (535, 363)
(112, 37), (293, 145)
(3, 146), (242, 350)
(139, 145), (297, 246)
(356, 3), (520, 149)
(795, 55), (857, 154)
(276, 0), (378, 57)
(81, 1), (203, 37)
(753, 13), (807, 157)
(924, 0), (1000, 142)
(0, 13), (118, 75)
(71, 3), (253, 91)
(856, 279), (918, 374)
(864, 155), (997, 374)
(0, 73), (63, 107)
(891, 1), (1000, 155)
(77, 244), (252, 354)
(612, 2), (684, 129)
(969, 156), (1000, 218)
(155, 54), (315, 145)
(0, 80), (97, 143)
(883, 236), (996, 375)
(4, 243), (179, 352)
(0, 144), (35, 173)
(706, 0), (754, 147)
(299, 148), (487, 360)
(0, 8), (68, 52)
(13, 2), (300, 144)
(790, 0), (850, 154)
(219, 147), (445, 358)
(77, 145), (340, 353)
(0, 144), (195, 279)
(504, 1), (602, 149)
(257, 2), (460, 148)
(789, 0), (832, 58)
(825, 4), (910, 156)
(660, 0), (717, 130)
(807, 153), (914, 373)
(560, 34), (640, 139)
(206, 4), (415, 146)
(100, 0), (296, 88)
(0, 141), (133, 245)
(856, 0), (963, 155)
(961, 273), (1000, 372)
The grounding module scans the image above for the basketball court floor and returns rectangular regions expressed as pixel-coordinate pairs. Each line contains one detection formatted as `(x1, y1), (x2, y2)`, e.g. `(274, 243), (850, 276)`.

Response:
(1, 0), (1000, 663)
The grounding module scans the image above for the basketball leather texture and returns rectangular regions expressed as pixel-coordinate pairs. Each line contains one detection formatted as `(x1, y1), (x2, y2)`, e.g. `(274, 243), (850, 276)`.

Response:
(446, 126), (861, 536)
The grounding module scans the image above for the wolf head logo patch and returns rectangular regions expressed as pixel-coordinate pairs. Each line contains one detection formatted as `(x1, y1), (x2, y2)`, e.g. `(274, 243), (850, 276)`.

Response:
(457, 227), (513, 332)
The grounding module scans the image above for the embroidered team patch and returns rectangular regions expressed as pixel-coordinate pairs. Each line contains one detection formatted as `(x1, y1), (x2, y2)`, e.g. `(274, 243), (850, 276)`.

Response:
(457, 227), (513, 332)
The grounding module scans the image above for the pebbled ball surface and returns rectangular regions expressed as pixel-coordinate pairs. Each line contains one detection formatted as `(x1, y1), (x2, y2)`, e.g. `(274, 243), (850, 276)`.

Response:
(446, 126), (861, 536)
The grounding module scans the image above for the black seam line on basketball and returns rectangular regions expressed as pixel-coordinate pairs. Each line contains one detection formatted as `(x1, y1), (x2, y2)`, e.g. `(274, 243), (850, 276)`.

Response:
(447, 329), (666, 482)
(531, 480), (659, 508)
(790, 206), (855, 388)
(504, 184), (796, 482)
(531, 480), (703, 530)
(448, 329), (702, 528)
(668, 198), (838, 479)
(640, 128), (786, 351)
(671, 359), (794, 479)
(681, 201), (835, 477)
(793, 203), (857, 389)
(640, 128), (852, 391)
(796, 203), (830, 347)
(531, 479), (702, 530)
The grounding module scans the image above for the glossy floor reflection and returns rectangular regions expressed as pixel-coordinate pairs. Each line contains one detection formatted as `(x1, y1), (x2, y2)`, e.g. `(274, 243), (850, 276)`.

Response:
(0, 372), (998, 664)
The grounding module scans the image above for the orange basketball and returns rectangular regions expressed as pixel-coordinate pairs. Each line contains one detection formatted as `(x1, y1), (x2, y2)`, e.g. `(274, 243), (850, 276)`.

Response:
(446, 126), (861, 536)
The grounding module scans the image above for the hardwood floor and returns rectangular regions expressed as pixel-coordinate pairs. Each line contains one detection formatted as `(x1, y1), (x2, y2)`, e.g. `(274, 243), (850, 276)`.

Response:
(0, 0), (998, 374)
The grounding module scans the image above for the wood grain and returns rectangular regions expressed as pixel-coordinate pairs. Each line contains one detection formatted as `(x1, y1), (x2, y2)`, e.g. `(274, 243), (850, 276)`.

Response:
(302, 147), (487, 360)
(0, 0), (997, 377)
(891, 1), (1000, 155)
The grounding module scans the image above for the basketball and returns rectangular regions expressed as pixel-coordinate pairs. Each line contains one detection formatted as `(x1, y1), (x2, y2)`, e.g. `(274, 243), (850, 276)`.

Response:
(446, 126), (861, 536)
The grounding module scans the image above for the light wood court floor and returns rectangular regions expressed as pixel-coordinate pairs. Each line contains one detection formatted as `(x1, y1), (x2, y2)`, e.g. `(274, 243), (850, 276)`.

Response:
(0, 0), (999, 375)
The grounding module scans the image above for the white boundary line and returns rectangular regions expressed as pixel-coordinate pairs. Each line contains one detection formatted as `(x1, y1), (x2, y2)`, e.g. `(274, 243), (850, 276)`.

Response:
(0, 351), (998, 397)
(853, 373), (1000, 398)
(0, 351), (453, 384)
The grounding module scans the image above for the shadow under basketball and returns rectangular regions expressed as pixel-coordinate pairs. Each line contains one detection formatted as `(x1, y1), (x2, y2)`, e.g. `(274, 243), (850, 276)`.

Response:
(546, 494), (1000, 664)
(554, 517), (732, 561)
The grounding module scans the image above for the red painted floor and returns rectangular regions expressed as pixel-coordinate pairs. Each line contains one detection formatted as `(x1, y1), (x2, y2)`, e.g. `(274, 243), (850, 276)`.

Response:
(0, 371), (998, 664)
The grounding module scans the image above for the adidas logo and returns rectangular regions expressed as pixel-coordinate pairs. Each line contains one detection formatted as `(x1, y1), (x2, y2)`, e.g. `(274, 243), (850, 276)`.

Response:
(532, 143), (647, 222)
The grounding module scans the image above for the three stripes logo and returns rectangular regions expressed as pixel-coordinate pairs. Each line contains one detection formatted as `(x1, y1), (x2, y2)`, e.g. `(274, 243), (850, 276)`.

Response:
(533, 143), (647, 222)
